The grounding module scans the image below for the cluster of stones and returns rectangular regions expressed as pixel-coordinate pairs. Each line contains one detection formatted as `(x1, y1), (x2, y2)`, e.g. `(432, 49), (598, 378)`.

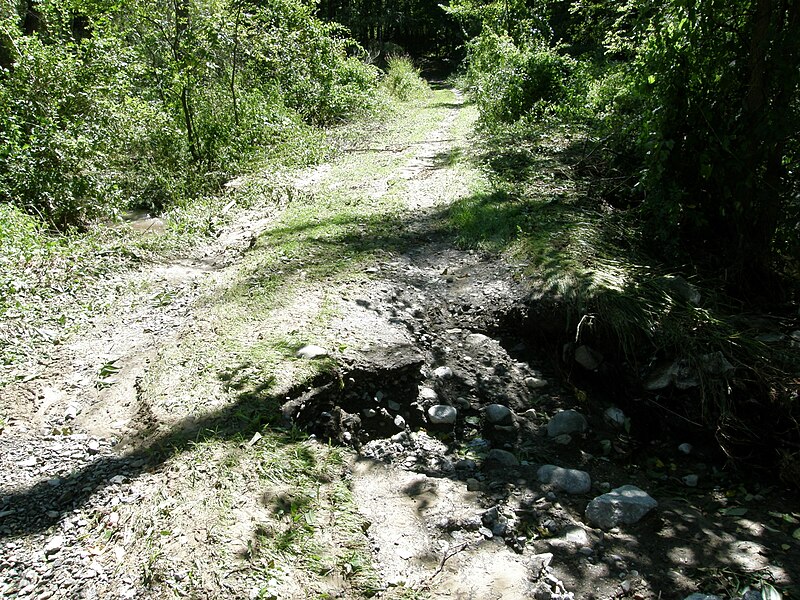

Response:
(0, 432), (148, 600)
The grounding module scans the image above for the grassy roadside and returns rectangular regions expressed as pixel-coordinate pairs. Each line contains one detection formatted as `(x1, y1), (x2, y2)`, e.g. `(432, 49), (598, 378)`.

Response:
(446, 118), (800, 479)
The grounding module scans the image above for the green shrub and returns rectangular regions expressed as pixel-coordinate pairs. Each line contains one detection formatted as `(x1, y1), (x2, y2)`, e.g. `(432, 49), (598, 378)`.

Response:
(324, 56), (381, 120)
(0, 0), (381, 227)
(465, 33), (577, 126)
(0, 36), (117, 227)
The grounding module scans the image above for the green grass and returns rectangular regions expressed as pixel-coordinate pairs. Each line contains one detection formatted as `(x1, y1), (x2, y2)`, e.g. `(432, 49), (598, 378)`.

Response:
(446, 115), (799, 472)
(381, 56), (432, 102)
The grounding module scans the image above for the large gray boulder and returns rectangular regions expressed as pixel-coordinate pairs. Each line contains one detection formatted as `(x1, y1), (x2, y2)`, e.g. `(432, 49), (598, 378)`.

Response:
(585, 485), (657, 530)
(547, 409), (588, 438)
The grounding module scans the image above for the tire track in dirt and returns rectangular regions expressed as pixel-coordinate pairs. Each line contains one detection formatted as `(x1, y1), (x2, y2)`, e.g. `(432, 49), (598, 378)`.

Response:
(287, 90), (551, 598)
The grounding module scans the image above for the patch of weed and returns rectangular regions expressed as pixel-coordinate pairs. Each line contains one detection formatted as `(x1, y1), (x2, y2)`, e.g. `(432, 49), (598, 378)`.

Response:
(448, 117), (800, 471)
(381, 56), (431, 102)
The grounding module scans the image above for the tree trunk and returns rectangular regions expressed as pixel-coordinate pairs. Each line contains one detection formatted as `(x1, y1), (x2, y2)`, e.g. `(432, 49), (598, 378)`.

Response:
(22, 0), (41, 35)
(734, 0), (797, 280)
(174, 0), (200, 162)
(230, 1), (242, 127)
(181, 86), (200, 162)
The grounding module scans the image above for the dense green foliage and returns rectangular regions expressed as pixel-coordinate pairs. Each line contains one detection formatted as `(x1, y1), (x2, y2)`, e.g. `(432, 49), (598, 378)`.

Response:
(450, 0), (800, 473)
(0, 0), (379, 227)
(463, 32), (579, 123)
(457, 0), (799, 287)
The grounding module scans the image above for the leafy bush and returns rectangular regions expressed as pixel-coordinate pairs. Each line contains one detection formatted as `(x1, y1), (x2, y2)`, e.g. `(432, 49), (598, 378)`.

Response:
(381, 55), (430, 101)
(0, 0), (381, 227)
(465, 32), (578, 125)
(584, 1), (799, 282)
(0, 35), (117, 227)
(246, 2), (379, 125)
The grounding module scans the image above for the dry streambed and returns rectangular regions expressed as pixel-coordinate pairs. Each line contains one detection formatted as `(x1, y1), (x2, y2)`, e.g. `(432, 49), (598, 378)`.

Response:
(1, 88), (798, 600)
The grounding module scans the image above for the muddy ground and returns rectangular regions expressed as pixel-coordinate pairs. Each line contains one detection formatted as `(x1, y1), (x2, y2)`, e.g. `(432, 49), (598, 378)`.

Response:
(1, 88), (798, 600)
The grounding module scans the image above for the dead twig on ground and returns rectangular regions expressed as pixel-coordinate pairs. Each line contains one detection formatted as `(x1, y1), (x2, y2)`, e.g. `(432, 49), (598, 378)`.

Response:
(428, 542), (469, 581)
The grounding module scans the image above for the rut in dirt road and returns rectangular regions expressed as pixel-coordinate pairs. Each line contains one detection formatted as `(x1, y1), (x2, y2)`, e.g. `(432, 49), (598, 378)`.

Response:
(2, 87), (795, 600)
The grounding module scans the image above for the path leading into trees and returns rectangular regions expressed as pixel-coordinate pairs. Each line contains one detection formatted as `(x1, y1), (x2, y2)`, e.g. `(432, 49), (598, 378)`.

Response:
(1, 87), (797, 600)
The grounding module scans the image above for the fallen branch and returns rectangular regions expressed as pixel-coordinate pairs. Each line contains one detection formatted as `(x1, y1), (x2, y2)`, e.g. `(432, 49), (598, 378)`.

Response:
(428, 542), (469, 581)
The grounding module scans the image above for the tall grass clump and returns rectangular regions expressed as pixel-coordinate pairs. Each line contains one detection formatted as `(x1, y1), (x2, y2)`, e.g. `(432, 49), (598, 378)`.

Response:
(381, 56), (430, 101)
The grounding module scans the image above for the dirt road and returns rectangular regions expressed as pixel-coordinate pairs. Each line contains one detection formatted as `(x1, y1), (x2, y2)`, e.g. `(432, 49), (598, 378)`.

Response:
(1, 87), (796, 600)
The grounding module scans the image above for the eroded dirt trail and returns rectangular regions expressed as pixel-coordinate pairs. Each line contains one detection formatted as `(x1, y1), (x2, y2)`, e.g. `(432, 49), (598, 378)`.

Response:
(303, 92), (546, 598)
(2, 88), (797, 600)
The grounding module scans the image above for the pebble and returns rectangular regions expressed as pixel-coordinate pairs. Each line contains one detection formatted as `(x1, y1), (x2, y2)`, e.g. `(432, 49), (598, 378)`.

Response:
(391, 431), (408, 443)
(678, 443), (693, 455)
(682, 474), (699, 487)
(485, 404), (513, 425)
(87, 440), (100, 454)
(537, 465), (591, 494)
(561, 526), (591, 546)
(455, 459), (477, 471)
(454, 397), (471, 409)
(466, 478), (481, 491)
(554, 434), (572, 445)
(418, 387), (438, 402)
(484, 449), (519, 468)
(585, 485), (658, 530)
(603, 407), (626, 428)
(466, 333), (490, 346)
(394, 415), (406, 429)
(44, 536), (64, 556)
(433, 366), (453, 379)
(427, 405), (457, 425)
(295, 345), (328, 359)
(525, 376), (548, 389)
